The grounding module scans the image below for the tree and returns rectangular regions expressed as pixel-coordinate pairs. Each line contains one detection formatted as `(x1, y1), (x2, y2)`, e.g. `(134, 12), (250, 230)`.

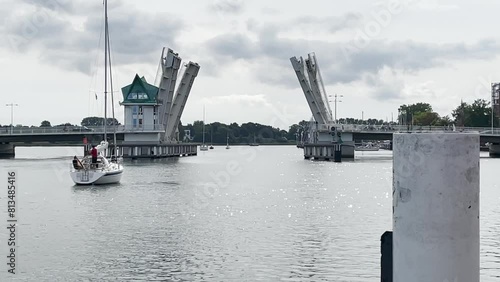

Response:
(106, 118), (120, 126)
(452, 99), (492, 127)
(469, 99), (492, 127)
(191, 120), (204, 142)
(287, 124), (300, 141)
(452, 101), (468, 127)
(398, 102), (433, 125)
(40, 120), (51, 127)
(57, 122), (75, 126)
(413, 112), (440, 126)
(178, 120), (184, 141)
(434, 115), (452, 126)
(81, 116), (120, 126)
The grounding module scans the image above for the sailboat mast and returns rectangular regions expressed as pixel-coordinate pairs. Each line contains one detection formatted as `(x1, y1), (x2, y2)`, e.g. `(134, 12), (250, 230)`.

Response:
(107, 22), (117, 157)
(202, 106), (205, 145)
(103, 0), (108, 144)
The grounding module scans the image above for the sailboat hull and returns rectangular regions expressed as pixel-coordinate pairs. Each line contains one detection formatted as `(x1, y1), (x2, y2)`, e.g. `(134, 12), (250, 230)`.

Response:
(71, 168), (123, 185)
(70, 158), (123, 185)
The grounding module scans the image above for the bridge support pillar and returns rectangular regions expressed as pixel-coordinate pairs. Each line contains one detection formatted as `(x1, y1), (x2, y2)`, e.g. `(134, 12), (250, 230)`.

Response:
(0, 143), (15, 158)
(341, 142), (355, 158)
(489, 144), (500, 157)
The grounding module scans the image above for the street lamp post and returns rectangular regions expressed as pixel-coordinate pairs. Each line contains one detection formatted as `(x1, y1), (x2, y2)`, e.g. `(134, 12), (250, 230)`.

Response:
(329, 94), (343, 124)
(5, 103), (18, 135)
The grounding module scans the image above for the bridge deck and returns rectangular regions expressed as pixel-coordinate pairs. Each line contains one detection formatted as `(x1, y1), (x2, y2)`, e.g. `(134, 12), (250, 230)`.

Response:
(2, 125), (500, 145)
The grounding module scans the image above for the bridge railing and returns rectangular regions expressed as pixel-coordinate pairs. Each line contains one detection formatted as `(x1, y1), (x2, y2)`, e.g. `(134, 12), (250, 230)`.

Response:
(330, 124), (500, 134)
(0, 125), (165, 135)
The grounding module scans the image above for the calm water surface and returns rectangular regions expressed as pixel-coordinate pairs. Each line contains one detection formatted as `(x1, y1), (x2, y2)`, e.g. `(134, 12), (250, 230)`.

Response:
(0, 146), (498, 281)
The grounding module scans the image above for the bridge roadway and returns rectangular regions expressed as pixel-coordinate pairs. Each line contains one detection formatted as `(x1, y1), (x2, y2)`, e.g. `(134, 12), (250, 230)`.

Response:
(0, 125), (203, 159)
(2, 125), (500, 143)
(0, 126), (131, 144)
(332, 124), (500, 144)
(0, 125), (164, 157)
(301, 124), (500, 159)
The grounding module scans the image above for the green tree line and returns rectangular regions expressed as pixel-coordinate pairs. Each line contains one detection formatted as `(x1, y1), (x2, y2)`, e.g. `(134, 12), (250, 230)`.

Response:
(398, 99), (496, 127)
(181, 121), (294, 144)
(35, 117), (121, 128)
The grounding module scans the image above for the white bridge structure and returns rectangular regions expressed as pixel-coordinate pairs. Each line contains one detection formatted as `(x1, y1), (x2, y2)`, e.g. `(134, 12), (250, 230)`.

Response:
(290, 53), (355, 159)
(154, 48), (200, 142)
(290, 53), (334, 125)
(157, 48), (200, 142)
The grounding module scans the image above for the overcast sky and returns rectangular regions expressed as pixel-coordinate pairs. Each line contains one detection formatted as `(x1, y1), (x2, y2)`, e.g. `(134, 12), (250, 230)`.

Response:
(2, 0), (500, 129)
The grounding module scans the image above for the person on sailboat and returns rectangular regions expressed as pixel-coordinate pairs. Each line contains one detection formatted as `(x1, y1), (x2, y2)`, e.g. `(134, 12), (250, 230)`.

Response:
(73, 156), (83, 170)
(90, 145), (98, 167)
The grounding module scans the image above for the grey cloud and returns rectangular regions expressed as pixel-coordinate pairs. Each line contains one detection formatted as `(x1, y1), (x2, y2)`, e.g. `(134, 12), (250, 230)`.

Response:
(246, 13), (363, 37)
(209, 0), (244, 14)
(295, 13), (363, 33)
(10, 12), (69, 42)
(206, 33), (257, 60)
(362, 72), (404, 100)
(196, 58), (218, 77)
(337, 39), (500, 76)
(261, 7), (279, 15)
(320, 39), (500, 100)
(106, 11), (183, 56)
(19, 0), (125, 14)
(255, 70), (298, 90)
(209, 32), (500, 75)
(2, 0), (184, 74)
(203, 23), (500, 99)
(20, 0), (74, 13)
(372, 85), (402, 100)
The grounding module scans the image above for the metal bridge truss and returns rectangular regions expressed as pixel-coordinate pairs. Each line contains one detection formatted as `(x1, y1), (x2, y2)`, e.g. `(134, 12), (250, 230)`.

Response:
(290, 53), (333, 125)
(156, 48), (200, 142)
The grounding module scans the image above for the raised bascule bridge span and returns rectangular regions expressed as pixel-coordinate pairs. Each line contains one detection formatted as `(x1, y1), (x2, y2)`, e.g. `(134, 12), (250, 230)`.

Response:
(290, 52), (500, 160)
(291, 52), (355, 160)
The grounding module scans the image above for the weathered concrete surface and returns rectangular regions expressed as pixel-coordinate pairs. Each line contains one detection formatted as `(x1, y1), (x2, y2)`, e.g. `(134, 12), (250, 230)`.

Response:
(393, 133), (479, 282)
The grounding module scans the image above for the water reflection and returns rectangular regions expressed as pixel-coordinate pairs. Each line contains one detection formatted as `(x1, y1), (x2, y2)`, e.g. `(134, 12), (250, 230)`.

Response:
(0, 147), (498, 281)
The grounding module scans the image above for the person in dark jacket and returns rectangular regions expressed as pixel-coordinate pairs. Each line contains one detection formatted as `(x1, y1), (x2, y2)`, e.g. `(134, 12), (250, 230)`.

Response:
(90, 145), (98, 167)
(72, 156), (83, 169)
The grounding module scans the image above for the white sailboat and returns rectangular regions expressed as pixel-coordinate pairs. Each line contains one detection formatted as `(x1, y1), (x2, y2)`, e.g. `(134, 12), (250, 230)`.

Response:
(355, 141), (379, 151)
(200, 107), (208, 151)
(249, 135), (259, 146)
(209, 128), (214, 149)
(226, 133), (230, 149)
(70, 0), (123, 185)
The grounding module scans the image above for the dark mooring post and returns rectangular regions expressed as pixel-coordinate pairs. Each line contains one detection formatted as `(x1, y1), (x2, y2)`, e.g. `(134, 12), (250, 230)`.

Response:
(381, 231), (392, 282)
(334, 144), (342, 162)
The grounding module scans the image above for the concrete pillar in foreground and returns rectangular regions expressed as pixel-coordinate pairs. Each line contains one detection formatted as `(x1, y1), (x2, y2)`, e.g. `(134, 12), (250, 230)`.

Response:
(393, 133), (479, 282)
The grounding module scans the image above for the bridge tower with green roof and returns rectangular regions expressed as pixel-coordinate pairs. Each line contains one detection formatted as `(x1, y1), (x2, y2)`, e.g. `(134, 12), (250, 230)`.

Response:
(120, 74), (163, 144)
